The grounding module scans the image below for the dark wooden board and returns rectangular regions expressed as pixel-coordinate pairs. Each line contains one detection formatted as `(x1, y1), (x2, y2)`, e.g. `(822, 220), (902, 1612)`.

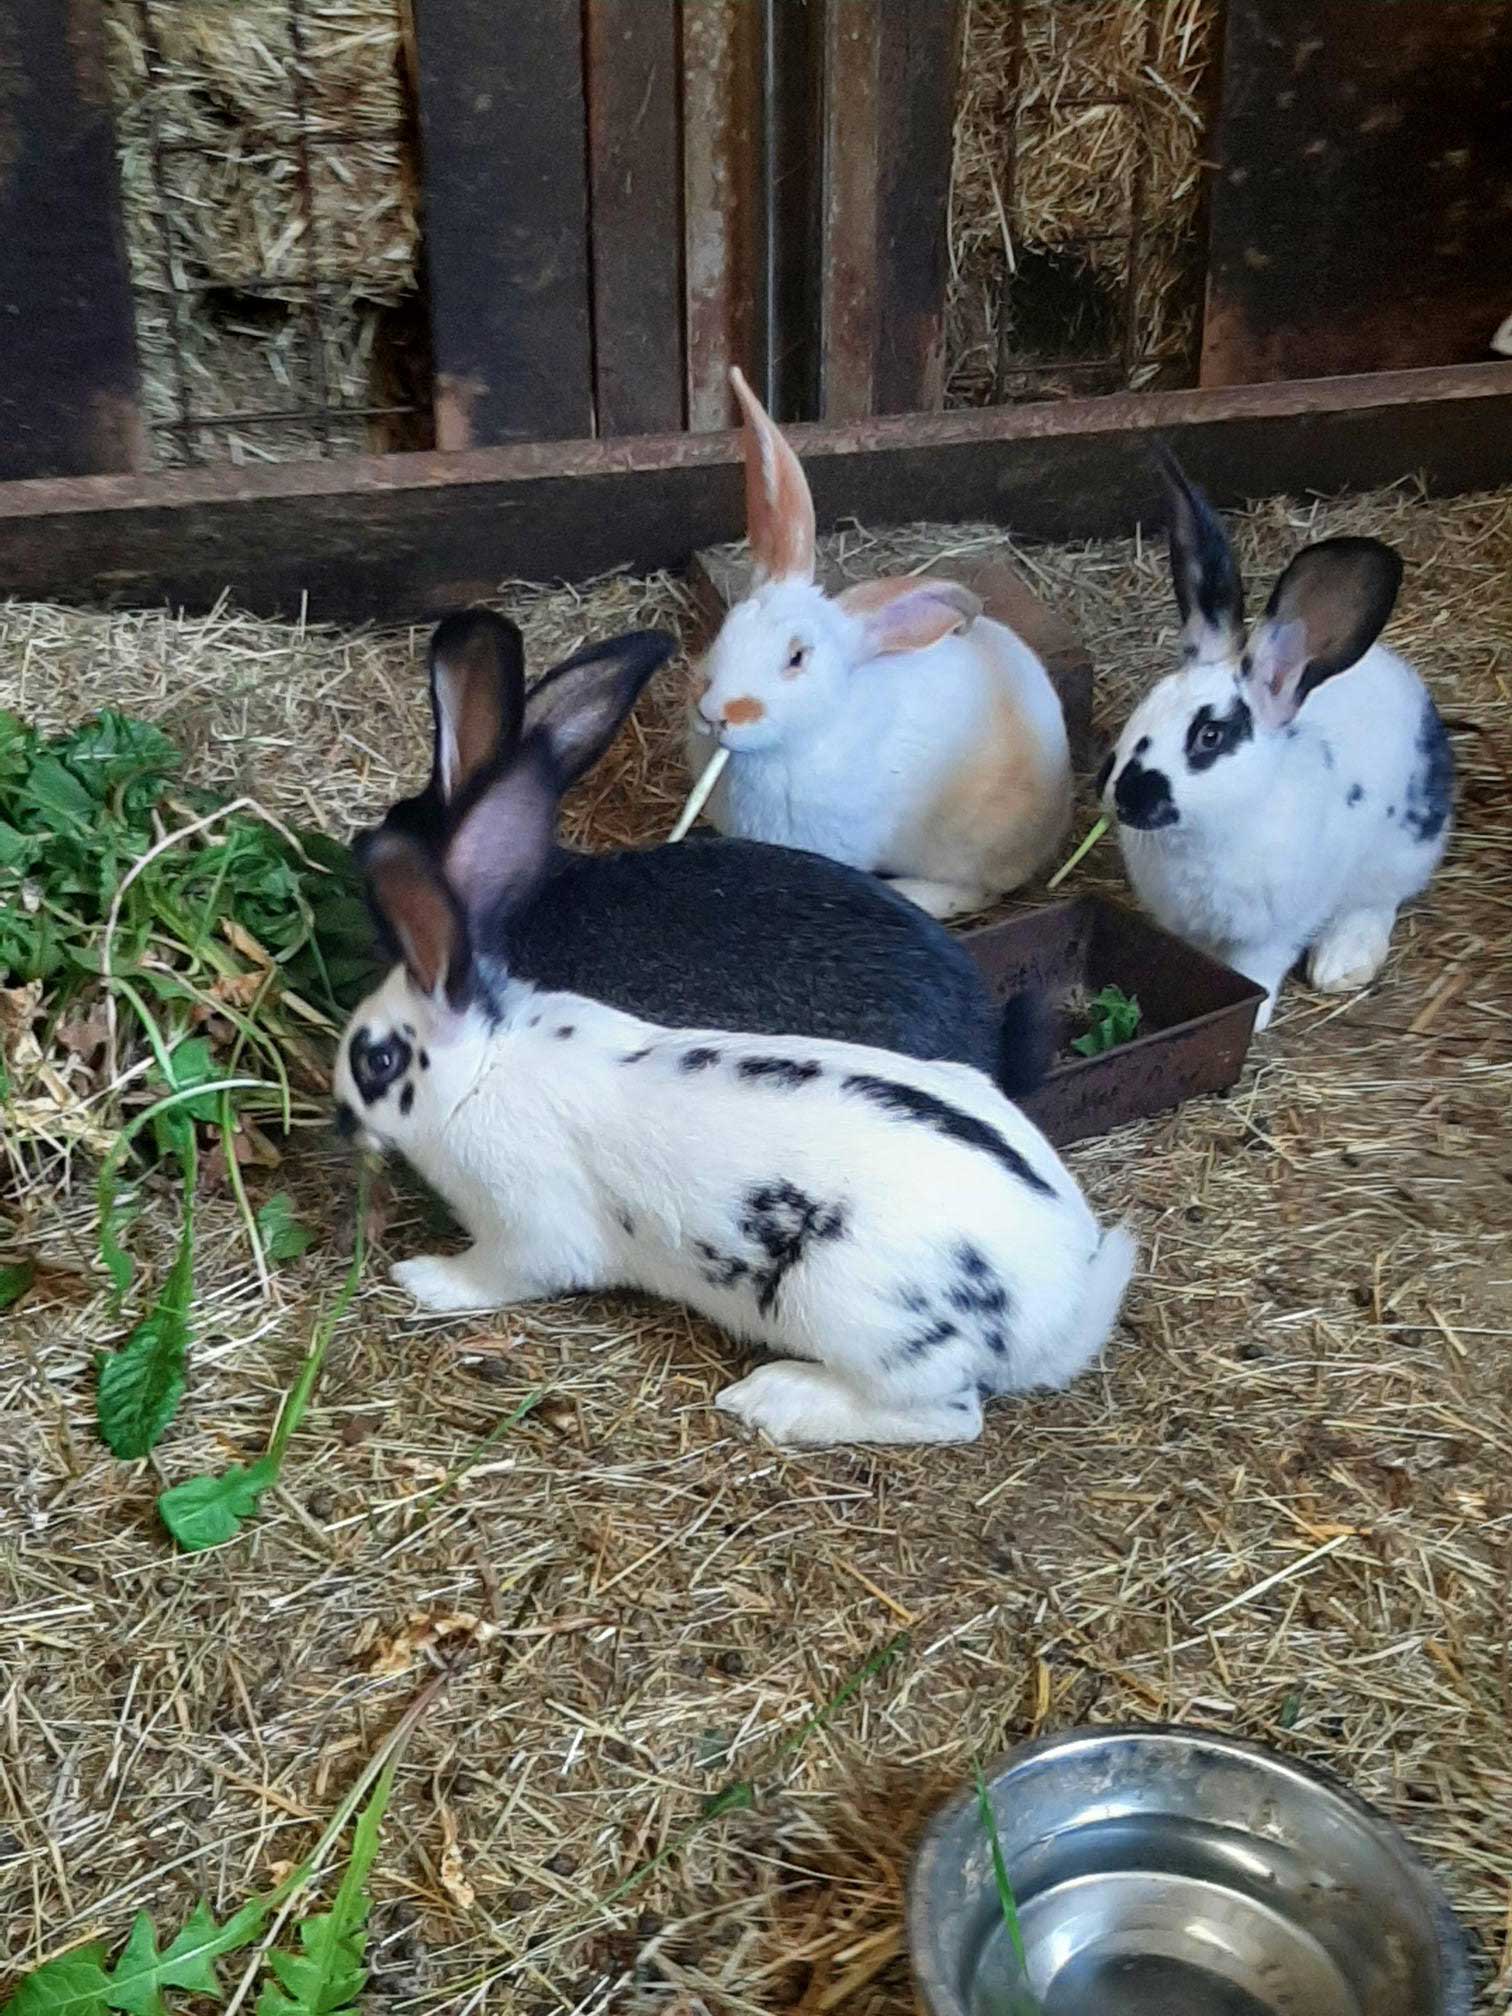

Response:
(0, 0), (144, 479)
(872, 0), (963, 414)
(817, 0), (963, 418)
(682, 0), (766, 430)
(584, 0), (684, 437)
(0, 363), (1508, 623)
(414, 0), (593, 445)
(1202, 0), (1512, 385)
(689, 546), (1095, 773)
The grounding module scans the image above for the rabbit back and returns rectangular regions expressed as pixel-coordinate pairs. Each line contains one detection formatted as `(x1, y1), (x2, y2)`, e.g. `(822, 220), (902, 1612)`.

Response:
(502, 834), (1006, 1073)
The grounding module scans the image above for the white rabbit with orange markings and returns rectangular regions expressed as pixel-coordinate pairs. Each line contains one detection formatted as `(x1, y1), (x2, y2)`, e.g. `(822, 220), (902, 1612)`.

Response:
(688, 369), (1073, 920)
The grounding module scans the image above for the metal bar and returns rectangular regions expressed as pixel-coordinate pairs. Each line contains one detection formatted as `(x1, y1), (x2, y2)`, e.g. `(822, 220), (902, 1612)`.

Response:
(133, 0), (201, 465)
(286, 0), (336, 452)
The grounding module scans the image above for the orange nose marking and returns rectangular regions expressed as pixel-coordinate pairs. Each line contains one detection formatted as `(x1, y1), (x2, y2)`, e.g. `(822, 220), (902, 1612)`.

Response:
(723, 696), (765, 726)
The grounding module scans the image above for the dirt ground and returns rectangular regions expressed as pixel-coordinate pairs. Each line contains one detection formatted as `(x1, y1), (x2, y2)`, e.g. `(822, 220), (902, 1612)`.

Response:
(2, 483), (1509, 2014)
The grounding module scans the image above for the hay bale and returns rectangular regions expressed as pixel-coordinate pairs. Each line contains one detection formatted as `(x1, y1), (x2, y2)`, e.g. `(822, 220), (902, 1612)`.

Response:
(103, 0), (422, 464)
(947, 0), (1218, 406)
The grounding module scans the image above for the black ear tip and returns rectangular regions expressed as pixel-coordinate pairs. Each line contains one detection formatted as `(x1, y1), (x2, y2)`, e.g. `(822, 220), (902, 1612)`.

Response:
(623, 627), (680, 671)
(429, 607), (524, 667)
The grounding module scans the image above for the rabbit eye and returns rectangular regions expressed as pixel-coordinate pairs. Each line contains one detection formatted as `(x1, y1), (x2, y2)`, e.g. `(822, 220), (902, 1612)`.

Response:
(350, 1027), (413, 1105)
(1197, 722), (1223, 751)
(785, 642), (808, 674)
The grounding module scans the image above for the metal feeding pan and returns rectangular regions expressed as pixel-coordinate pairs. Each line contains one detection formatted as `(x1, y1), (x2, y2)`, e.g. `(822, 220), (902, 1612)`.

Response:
(962, 896), (1266, 1146)
(908, 1726), (1472, 2016)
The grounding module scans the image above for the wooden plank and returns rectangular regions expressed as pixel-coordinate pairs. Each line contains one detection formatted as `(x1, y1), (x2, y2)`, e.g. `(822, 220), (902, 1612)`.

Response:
(0, 363), (1507, 624)
(816, 0), (964, 418)
(414, 0), (592, 446)
(872, 0), (964, 413)
(682, 0), (766, 430)
(584, 0), (684, 436)
(1202, 0), (1512, 386)
(688, 546), (1095, 772)
(818, 0), (882, 420)
(0, 0), (144, 479)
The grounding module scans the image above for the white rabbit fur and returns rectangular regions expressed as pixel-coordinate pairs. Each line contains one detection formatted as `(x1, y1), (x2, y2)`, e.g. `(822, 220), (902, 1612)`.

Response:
(688, 368), (1072, 920)
(1102, 454), (1453, 1029)
(334, 757), (1134, 1449)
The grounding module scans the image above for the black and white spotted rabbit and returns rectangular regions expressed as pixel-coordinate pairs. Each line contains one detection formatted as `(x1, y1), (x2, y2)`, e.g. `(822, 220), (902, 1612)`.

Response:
(334, 749), (1135, 1448)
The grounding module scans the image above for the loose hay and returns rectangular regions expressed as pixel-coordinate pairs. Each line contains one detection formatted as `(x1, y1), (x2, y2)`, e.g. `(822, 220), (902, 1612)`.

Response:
(947, 0), (1219, 405)
(104, 0), (423, 466)
(2, 488), (1510, 2013)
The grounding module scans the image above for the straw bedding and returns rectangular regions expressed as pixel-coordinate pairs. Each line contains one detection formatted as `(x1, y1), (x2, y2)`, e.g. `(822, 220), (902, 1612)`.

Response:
(2, 485), (1510, 2012)
(947, 0), (1219, 404)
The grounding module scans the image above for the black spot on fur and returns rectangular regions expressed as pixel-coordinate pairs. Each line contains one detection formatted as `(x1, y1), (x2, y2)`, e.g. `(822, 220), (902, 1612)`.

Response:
(334, 1100), (359, 1139)
(842, 1074), (1054, 1195)
(1114, 759), (1178, 831)
(902, 1316), (959, 1360)
(680, 1046), (721, 1073)
(897, 1285), (931, 1314)
(401, 1023), (416, 1038)
(616, 1209), (636, 1236)
(620, 1047), (652, 1065)
(739, 1181), (849, 1314)
(1346, 784), (1364, 807)
(399, 1082), (415, 1117)
(1319, 741), (1336, 771)
(948, 1241), (1012, 1320)
(529, 1013), (542, 1028)
(349, 1027), (412, 1107)
(1134, 735), (1151, 757)
(694, 1237), (750, 1291)
(1184, 697), (1253, 773)
(737, 1056), (823, 1089)
(555, 1024), (575, 1040)
(1401, 702), (1454, 843)
(1094, 750), (1114, 797)
(418, 1050), (431, 1070)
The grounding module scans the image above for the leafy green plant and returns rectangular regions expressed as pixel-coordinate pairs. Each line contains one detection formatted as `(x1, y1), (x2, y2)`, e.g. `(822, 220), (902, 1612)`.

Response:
(0, 708), (382, 1456)
(157, 1164), (371, 1551)
(1071, 984), (1143, 1058)
(1, 1713), (408, 2016)
(0, 1258), (36, 1310)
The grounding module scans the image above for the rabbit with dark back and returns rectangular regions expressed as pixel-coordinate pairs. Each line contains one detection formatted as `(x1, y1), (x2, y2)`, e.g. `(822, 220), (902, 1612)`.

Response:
(364, 609), (1052, 1092)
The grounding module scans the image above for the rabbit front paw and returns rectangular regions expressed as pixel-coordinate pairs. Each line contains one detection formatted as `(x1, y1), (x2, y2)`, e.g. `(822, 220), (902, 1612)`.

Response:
(392, 1253), (503, 1313)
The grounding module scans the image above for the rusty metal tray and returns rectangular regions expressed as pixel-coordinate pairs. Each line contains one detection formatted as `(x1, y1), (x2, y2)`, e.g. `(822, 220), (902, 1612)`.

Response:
(962, 896), (1266, 1146)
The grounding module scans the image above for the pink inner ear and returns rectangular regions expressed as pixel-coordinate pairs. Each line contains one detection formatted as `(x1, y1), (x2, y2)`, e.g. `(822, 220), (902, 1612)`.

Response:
(1245, 616), (1309, 725)
(837, 576), (983, 657)
(730, 367), (815, 584)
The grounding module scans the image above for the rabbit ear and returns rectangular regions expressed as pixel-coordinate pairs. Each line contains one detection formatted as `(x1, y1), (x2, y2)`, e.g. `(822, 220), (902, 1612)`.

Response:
(443, 740), (559, 942)
(360, 831), (469, 1001)
(429, 609), (526, 805)
(1156, 445), (1244, 662)
(836, 577), (982, 657)
(1245, 537), (1403, 729)
(730, 366), (815, 585)
(524, 629), (678, 788)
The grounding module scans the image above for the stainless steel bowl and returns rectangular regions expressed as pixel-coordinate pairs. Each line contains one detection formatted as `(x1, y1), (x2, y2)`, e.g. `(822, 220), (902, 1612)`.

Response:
(908, 1726), (1471, 2016)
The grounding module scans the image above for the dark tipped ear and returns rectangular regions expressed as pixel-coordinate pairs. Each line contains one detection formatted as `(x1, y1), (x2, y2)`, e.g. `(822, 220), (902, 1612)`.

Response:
(523, 629), (678, 788)
(1245, 537), (1403, 729)
(429, 610), (526, 805)
(359, 831), (468, 1001)
(443, 740), (560, 940)
(1155, 444), (1244, 659)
